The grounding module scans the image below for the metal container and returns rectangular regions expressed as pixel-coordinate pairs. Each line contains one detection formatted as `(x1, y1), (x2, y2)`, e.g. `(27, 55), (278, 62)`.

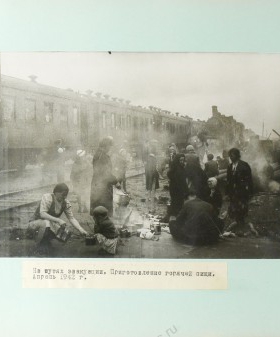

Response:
(155, 224), (161, 234)
(56, 227), (72, 242)
(85, 236), (97, 246)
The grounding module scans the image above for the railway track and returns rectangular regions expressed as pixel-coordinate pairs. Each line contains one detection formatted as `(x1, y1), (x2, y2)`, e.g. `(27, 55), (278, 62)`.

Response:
(0, 184), (56, 213)
(0, 166), (145, 213)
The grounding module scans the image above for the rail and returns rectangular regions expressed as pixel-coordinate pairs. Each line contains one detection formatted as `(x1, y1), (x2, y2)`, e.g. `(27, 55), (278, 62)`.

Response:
(0, 167), (145, 214)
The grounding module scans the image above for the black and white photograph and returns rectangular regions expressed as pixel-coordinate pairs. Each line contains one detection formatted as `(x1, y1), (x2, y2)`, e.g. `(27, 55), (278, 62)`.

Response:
(1, 52), (280, 258)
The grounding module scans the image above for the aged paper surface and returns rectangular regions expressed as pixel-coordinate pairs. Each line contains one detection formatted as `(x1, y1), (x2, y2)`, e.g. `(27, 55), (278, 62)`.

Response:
(23, 260), (227, 289)
(1, 1), (280, 337)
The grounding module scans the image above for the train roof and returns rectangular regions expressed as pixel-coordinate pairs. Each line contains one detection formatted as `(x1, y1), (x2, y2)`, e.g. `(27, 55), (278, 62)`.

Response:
(1, 74), (82, 100)
(1, 74), (192, 121)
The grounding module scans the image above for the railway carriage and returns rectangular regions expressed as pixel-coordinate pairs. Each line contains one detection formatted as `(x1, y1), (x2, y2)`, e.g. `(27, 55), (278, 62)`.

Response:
(0, 75), (249, 171)
(0, 75), (93, 170)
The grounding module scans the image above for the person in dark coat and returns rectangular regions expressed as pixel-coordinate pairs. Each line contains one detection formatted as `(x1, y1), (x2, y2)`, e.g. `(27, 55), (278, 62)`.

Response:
(167, 153), (188, 216)
(145, 145), (160, 194)
(206, 177), (223, 216)
(169, 187), (223, 245)
(167, 144), (177, 167)
(226, 148), (257, 235)
(185, 159), (209, 202)
(90, 137), (121, 217)
(92, 206), (119, 255)
(184, 144), (200, 166)
(204, 153), (219, 178)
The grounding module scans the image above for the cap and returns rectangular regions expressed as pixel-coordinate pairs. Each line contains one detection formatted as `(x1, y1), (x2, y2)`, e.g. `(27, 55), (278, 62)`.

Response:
(77, 150), (86, 157)
(92, 206), (108, 217)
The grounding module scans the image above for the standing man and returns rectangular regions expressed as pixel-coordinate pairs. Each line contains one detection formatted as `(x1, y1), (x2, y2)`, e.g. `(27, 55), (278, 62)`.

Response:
(226, 148), (257, 235)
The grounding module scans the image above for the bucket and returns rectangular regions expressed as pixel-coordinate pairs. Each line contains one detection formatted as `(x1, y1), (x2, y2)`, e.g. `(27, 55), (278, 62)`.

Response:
(114, 188), (130, 206)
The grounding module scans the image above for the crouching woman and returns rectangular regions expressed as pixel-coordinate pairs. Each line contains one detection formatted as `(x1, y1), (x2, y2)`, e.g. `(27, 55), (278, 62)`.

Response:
(28, 183), (88, 254)
(92, 206), (119, 255)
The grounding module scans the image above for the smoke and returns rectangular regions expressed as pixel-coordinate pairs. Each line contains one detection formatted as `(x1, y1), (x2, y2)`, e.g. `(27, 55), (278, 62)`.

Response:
(268, 180), (280, 193)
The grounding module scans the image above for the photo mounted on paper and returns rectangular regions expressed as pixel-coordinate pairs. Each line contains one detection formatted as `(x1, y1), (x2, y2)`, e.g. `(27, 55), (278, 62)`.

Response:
(0, 52), (280, 259)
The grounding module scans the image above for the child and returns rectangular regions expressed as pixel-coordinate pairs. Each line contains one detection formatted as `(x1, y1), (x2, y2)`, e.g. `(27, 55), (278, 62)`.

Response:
(92, 206), (119, 255)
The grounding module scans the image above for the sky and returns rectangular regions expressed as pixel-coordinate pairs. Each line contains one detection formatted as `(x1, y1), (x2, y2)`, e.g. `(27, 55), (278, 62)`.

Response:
(1, 52), (280, 136)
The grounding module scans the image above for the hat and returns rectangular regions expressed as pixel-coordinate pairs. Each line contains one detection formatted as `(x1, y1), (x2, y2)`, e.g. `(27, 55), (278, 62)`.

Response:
(186, 145), (195, 152)
(77, 149), (86, 157)
(92, 206), (108, 217)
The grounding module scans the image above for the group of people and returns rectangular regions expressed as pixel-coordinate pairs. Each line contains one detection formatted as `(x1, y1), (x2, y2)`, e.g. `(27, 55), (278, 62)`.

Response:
(29, 134), (256, 256)
(166, 144), (255, 244)
(29, 136), (128, 256)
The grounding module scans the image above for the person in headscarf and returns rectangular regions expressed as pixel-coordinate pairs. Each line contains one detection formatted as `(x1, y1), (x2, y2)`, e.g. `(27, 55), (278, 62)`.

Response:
(90, 137), (121, 217)
(169, 187), (223, 245)
(185, 154), (208, 202)
(167, 153), (188, 217)
(92, 206), (119, 255)
(206, 177), (223, 216)
(28, 183), (88, 255)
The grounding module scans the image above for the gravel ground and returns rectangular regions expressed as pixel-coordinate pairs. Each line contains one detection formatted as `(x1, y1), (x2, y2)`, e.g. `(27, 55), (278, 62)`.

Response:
(1, 171), (280, 258)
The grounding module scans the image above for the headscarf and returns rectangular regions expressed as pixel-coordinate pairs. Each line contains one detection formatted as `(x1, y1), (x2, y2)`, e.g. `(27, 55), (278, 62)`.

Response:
(77, 149), (86, 157)
(208, 177), (218, 188)
(186, 144), (195, 153)
(170, 153), (185, 171)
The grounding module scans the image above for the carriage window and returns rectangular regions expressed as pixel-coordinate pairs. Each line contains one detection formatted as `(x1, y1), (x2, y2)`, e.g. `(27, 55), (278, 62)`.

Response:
(2, 96), (15, 121)
(44, 102), (53, 123)
(119, 114), (124, 129)
(60, 104), (68, 125)
(145, 118), (149, 130)
(73, 107), (79, 125)
(111, 113), (115, 128)
(127, 115), (131, 128)
(25, 99), (36, 121)
(102, 112), (106, 128)
(133, 116), (138, 129)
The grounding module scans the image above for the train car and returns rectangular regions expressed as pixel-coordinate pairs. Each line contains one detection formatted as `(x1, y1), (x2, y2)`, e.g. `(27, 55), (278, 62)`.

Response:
(0, 75), (251, 171)
(0, 75), (93, 170)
